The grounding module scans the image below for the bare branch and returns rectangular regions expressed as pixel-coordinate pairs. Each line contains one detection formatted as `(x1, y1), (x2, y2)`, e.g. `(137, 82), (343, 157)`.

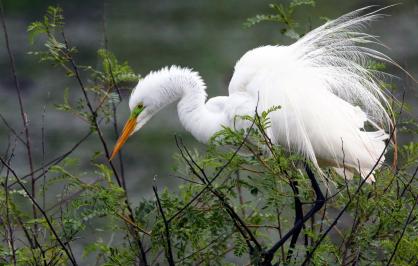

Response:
(0, 0), (38, 234)
(153, 185), (175, 266)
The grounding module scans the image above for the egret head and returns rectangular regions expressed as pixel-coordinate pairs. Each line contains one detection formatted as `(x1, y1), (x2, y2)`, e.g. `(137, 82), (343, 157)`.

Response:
(110, 67), (182, 160)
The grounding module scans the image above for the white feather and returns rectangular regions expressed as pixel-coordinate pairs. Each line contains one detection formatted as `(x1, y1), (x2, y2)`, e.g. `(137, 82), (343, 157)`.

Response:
(229, 6), (392, 180)
(128, 7), (395, 182)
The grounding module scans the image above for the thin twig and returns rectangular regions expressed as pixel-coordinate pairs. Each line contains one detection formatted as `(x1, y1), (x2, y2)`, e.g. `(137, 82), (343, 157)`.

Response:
(102, 0), (125, 187)
(8, 130), (93, 188)
(175, 136), (262, 251)
(168, 107), (257, 223)
(3, 140), (17, 266)
(153, 185), (175, 266)
(0, 157), (78, 265)
(0, 113), (26, 145)
(62, 30), (148, 263)
(0, 0), (38, 234)
(176, 232), (234, 264)
(386, 195), (418, 265)
(61, 31), (123, 184)
(170, 174), (204, 185)
(41, 104), (47, 210)
(399, 166), (417, 198)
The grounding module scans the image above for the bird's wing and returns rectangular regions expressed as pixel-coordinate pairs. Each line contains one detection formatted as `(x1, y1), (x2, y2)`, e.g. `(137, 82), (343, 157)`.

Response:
(228, 7), (393, 180)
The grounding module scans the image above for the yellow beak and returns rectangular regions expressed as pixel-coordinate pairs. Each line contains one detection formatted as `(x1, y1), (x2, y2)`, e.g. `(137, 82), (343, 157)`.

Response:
(110, 117), (137, 161)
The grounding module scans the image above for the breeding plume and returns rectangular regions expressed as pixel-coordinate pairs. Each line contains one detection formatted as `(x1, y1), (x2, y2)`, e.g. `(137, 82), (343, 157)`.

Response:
(111, 7), (395, 182)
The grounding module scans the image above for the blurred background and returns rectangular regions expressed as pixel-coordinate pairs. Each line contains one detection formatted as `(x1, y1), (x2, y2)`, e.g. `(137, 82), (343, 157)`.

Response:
(0, 0), (417, 201)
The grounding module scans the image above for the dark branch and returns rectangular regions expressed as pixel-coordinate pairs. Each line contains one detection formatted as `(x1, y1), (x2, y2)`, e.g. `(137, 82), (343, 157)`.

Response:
(153, 185), (175, 266)
(386, 195), (417, 265)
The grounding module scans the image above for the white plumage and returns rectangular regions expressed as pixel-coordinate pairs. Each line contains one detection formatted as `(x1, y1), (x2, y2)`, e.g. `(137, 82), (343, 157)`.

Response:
(113, 7), (395, 183)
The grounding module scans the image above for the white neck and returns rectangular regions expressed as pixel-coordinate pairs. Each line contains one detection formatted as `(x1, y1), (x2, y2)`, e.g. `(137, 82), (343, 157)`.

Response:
(143, 66), (226, 143)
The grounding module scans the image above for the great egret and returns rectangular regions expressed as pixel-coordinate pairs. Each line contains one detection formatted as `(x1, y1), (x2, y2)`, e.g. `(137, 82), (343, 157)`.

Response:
(110, 7), (396, 182)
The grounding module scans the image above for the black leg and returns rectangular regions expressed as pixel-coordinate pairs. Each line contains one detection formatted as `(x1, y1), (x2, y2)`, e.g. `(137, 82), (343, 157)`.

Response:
(261, 164), (325, 265)
(286, 179), (304, 263)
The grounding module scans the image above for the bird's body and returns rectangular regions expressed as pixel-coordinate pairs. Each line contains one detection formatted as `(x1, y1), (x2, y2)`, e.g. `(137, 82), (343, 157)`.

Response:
(111, 7), (394, 182)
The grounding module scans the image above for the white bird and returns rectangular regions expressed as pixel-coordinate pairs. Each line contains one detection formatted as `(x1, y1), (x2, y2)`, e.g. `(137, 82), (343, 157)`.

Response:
(110, 7), (395, 183)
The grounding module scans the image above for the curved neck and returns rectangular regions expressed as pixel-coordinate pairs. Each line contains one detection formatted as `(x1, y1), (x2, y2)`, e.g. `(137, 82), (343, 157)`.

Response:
(153, 66), (225, 143)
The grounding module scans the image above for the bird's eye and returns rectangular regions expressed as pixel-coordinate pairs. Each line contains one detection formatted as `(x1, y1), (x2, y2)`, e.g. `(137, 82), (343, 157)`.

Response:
(130, 104), (144, 119)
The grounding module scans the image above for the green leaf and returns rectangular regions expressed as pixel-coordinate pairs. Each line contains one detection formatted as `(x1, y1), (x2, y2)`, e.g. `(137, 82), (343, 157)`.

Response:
(290, 0), (316, 9)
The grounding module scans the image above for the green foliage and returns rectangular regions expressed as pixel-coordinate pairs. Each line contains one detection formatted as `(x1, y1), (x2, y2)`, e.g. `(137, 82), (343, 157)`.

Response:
(96, 49), (140, 87)
(27, 6), (140, 128)
(27, 6), (64, 44)
(244, 0), (315, 39)
(1, 2), (417, 266)
(27, 6), (76, 75)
